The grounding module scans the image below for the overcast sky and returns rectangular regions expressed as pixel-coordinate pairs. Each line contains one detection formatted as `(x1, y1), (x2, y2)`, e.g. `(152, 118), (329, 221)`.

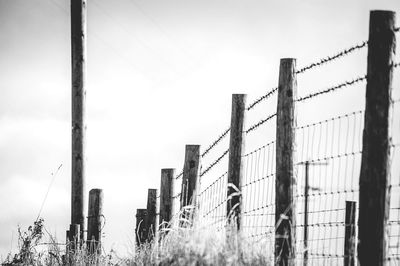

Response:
(0, 0), (399, 258)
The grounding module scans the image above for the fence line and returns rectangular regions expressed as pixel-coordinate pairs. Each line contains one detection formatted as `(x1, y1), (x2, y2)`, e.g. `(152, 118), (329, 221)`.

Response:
(136, 9), (400, 265)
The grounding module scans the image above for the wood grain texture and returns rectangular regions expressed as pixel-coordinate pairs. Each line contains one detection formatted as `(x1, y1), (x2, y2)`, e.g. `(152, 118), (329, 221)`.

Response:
(358, 10), (395, 266)
(135, 208), (147, 246)
(180, 145), (201, 209)
(275, 58), (297, 266)
(146, 189), (157, 241)
(71, 0), (87, 239)
(160, 169), (175, 226)
(227, 94), (246, 229)
(87, 189), (103, 254)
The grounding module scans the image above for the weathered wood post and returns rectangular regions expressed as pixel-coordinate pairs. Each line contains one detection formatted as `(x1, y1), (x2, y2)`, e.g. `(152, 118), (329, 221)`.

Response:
(68, 224), (80, 251)
(180, 145), (201, 223)
(358, 10), (395, 266)
(226, 94), (246, 229)
(135, 208), (147, 246)
(146, 189), (157, 242)
(275, 58), (297, 266)
(65, 230), (70, 257)
(344, 201), (357, 266)
(159, 169), (175, 228)
(87, 189), (104, 254)
(71, 0), (87, 241)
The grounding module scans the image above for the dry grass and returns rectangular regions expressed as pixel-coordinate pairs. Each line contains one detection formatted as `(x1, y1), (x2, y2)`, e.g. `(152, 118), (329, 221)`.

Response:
(2, 210), (277, 265)
(132, 222), (272, 266)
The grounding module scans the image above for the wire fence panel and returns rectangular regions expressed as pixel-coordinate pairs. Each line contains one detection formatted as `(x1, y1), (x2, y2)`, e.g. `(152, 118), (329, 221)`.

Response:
(294, 109), (364, 265)
(198, 172), (228, 231)
(241, 141), (276, 260)
(162, 29), (400, 264)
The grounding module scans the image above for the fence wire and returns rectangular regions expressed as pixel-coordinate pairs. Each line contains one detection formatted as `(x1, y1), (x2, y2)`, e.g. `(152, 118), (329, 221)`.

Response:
(166, 33), (400, 265)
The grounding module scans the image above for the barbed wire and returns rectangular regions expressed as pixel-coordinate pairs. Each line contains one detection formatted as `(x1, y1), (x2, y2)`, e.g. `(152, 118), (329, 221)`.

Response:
(200, 149), (229, 177)
(246, 87), (278, 111)
(305, 252), (344, 258)
(243, 202), (275, 214)
(296, 41), (368, 74)
(245, 113), (277, 134)
(175, 171), (183, 180)
(201, 128), (230, 158)
(296, 75), (366, 102)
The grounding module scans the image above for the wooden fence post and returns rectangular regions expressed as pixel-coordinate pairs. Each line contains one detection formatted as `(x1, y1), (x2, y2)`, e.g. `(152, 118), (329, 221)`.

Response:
(160, 169), (175, 228)
(344, 201), (357, 266)
(71, 0), (87, 241)
(146, 189), (157, 242)
(65, 230), (70, 256)
(87, 189), (104, 254)
(358, 10), (395, 266)
(135, 208), (147, 246)
(275, 58), (297, 266)
(226, 94), (246, 229)
(180, 145), (201, 217)
(68, 224), (80, 251)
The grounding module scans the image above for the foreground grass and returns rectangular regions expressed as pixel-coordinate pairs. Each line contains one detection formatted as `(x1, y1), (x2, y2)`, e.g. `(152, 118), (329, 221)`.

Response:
(2, 216), (273, 265)
(134, 222), (272, 266)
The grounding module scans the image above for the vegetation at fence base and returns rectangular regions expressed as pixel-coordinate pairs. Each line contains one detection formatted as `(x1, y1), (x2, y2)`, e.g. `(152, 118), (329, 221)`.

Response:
(1, 218), (120, 266)
(2, 218), (45, 265)
(133, 223), (271, 266)
(2, 215), (276, 265)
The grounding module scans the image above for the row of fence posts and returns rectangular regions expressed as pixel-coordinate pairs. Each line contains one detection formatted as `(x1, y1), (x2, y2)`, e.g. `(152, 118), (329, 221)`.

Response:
(66, 189), (104, 257)
(136, 10), (395, 265)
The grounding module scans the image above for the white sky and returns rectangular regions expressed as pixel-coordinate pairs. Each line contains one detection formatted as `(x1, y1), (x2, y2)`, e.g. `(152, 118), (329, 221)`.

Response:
(0, 0), (399, 258)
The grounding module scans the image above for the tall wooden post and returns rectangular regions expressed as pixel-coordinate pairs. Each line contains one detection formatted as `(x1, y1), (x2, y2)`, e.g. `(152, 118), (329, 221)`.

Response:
(146, 189), (157, 242)
(358, 10), (395, 266)
(160, 169), (175, 227)
(345, 201), (357, 266)
(180, 145), (201, 209)
(71, 0), (87, 240)
(87, 189), (103, 254)
(226, 94), (246, 229)
(275, 58), (297, 266)
(135, 208), (147, 246)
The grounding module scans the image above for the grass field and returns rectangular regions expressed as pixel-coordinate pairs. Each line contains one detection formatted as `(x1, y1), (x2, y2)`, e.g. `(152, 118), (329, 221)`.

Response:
(1, 215), (275, 266)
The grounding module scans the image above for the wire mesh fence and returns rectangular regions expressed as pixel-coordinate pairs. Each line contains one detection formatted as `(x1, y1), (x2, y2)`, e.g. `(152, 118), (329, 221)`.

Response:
(138, 11), (400, 265)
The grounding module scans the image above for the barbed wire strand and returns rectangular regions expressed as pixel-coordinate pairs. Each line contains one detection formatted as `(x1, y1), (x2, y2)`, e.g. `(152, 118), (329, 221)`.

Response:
(201, 128), (230, 158)
(296, 75), (367, 102)
(247, 87), (278, 111)
(296, 41), (368, 74)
